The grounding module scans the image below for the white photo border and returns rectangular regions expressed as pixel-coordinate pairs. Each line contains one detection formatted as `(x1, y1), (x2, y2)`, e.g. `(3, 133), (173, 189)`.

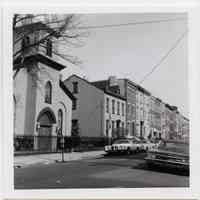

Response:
(2, 2), (200, 199)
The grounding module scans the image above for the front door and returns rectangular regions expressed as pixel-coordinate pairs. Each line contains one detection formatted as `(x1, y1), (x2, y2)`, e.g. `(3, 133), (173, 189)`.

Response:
(38, 125), (52, 151)
(116, 120), (120, 137)
(37, 111), (55, 151)
(140, 121), (144, 138)
(132, 122), (135, 136)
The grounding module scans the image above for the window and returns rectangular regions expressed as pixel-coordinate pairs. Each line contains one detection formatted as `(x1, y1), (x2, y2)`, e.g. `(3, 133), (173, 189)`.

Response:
(128, 103), (132, 115)
(106, 120), (109, 136)
(117, 101), (120, 115)
(106, 98), (109, 113)
(127, 104), (129, 115)
(46, 39), (52, 57)
(72, 99), (77, 110)
(122, 103), (125, 116)
(131, 105), (134, 116)
(121, 122), (125, 135)
(127, 122), (130, 135)
(112, 99), (115, 114)
(121, 122), (124, 129)
(72, 119), (79, 136)
(57, 109), (63, 136)
(72, 82), (78, 94)
(45, 81), (52, 104)
(21, 36), (30, 52)
(112, 121), (115, 132)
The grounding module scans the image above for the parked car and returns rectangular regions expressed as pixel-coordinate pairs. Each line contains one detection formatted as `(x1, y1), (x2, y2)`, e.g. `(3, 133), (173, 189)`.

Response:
(104, 139), (141, 155)
(140, 139), (157, 152)
(145, 140), (189, 171)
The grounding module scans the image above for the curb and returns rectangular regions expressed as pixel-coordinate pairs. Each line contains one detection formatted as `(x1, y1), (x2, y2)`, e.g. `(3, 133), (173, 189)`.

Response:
(14, 152), (105, 168)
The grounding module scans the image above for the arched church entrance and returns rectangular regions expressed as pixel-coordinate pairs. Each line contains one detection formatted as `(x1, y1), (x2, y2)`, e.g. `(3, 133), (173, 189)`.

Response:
(37, 108), (56, 151)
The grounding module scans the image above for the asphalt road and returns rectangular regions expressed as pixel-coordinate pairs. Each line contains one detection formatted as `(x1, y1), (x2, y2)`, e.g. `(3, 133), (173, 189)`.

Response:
(14, 153), (189, 189)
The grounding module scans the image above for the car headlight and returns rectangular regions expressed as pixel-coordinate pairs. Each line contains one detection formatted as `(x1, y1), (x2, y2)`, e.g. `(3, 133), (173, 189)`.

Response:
(105, 146), (110, 151)
(181, 158), (189, 163)
(147, 153), (156, 159)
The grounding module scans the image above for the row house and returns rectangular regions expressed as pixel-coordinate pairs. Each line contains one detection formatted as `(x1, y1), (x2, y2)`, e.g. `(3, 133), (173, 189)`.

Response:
(177, 113), (189, 142)
(91, 77), (127, 138)
(92, 76), (138, 138)
(181, 116), (189, 142)
(135, 85), (151, 139)
(117, 78), (137, 137)
(89, 76), (189, 141)
(164, 104), (179, 140)
(149, 96), (163, 139)
(63, 75), (126, 139)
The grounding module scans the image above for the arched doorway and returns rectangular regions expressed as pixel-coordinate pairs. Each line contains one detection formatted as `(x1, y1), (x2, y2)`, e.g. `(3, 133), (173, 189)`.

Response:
(37, 108), (56, 151)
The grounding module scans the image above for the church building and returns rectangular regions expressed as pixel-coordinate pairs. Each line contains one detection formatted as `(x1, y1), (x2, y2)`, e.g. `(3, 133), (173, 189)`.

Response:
(13, 22), (75, 152)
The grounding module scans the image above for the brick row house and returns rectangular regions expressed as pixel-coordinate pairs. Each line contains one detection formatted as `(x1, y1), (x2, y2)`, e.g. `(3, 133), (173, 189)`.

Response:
(135, 85), (151, 139)
(117, 78), (137, 137)
(88, 76), (189, 141)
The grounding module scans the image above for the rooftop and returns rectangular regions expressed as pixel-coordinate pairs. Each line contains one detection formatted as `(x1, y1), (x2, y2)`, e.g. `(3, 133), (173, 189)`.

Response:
(91, 80), (126, 101)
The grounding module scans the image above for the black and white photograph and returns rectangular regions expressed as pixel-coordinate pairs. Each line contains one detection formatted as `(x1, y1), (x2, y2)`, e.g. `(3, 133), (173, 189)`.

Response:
(12, 12), (191, 190)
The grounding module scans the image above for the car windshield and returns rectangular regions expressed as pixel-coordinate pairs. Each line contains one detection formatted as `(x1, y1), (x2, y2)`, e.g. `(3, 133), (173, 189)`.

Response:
(158, 141), (189, 155)
(113, 140), (130, 144)
(141, 140), (147, 143)
(132, 139), (140, 143)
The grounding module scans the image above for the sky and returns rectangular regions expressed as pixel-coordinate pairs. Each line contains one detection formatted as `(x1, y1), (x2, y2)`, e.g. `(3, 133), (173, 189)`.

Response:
(62, 13), (188, 118)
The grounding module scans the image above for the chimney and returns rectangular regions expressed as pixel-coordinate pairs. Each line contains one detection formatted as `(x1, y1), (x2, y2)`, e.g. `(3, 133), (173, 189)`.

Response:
(109, 76), (117, 86)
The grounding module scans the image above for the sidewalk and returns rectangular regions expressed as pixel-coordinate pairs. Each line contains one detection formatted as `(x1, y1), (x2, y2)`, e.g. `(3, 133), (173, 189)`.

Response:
(14, 150), (105, 168)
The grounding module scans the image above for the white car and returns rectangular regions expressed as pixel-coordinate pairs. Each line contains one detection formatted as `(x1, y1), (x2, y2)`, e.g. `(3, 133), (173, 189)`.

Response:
(140, 139), (157, 152)
(104, 139), (141, 154)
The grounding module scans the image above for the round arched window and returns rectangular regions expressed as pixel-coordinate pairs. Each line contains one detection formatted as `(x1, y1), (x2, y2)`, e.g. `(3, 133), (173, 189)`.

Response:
(58, 109), (63, 136)
(44, 81), (52, 104)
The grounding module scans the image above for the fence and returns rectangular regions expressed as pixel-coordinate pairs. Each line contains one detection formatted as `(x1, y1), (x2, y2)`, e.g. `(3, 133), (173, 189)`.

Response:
(14, 135), (115, 152)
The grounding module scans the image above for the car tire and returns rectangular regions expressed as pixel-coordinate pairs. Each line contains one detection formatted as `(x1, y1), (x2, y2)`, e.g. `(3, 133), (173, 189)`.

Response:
(127, 147), (132, 155)
(146, 162), (154, 169)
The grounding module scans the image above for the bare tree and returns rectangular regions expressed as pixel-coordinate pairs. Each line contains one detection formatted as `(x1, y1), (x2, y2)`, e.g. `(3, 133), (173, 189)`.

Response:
(13, 14), (88, 79)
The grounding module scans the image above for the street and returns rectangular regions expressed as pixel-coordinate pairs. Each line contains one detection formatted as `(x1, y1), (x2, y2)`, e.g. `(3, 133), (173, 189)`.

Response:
(14, 153), (189, 189)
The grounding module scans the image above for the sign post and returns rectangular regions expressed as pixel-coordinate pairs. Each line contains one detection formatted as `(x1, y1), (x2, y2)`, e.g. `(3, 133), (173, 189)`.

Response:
(60, 136), (65, 162)
(108, 114), (112, 145)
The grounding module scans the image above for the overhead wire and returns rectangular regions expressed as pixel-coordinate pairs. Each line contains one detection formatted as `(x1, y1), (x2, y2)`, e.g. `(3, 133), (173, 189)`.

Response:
(67, 17), (186, 30)
(139, 30), (188, 84)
